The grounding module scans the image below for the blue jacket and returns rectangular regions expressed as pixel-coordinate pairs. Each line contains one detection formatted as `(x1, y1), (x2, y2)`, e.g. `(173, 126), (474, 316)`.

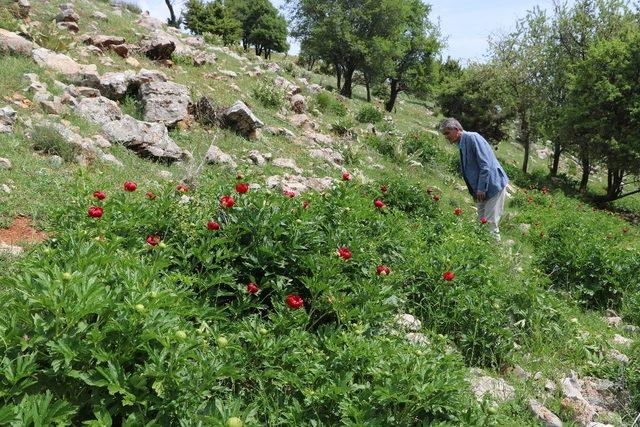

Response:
(458, 131), (509, 200)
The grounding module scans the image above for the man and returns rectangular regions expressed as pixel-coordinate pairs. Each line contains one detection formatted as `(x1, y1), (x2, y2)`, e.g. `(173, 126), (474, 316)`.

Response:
(439, 118), (509, 240)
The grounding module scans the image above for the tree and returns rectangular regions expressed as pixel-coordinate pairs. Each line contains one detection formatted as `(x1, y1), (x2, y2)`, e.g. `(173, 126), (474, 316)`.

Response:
(229, 0), (274, 51)
(383, 0), (441, 112)
(183, 0), (241, 45)
(565, 25), (640, 202)
(247, 12), (289, 59)
(164, 0), (182, 28)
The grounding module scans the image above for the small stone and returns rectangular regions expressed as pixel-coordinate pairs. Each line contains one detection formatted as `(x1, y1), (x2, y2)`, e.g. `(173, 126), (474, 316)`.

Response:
(405, 332), (430, 346)
(608, 349), (629, 363)
(1, 183), (11, 194)
(545, 380), (556, 392)
(529, 399), (563, 427)
(125, 57), (141, 68)
(606, 316), (622, 326)
(0, 158), (11, 169)
(91, 11), (108, 20)
(49, 155), (64, 168)
(394, 313), (422, 331)
(0, 242), (23, 256)
(612, 334), (632, 347)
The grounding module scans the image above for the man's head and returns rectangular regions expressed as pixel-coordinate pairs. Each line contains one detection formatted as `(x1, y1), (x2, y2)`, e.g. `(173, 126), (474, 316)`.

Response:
(439, 118), (463, 143)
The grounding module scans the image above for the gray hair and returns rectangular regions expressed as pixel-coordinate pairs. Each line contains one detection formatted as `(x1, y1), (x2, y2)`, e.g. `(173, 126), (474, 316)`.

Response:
(439, 118), (463, 133)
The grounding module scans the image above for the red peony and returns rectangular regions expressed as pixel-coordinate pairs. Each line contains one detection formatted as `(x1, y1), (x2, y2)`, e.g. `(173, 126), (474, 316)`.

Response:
(342, 171), (350, 181)
(286, 294), (304, 309)
(176, 184), (189, 193)
(337, 246), (352, 260)
(454, 208), (462, 216)
(247, 283), (259, 294)
(442, 271), (455, 281)
(480, 217), (488, 224)
(88, 206), (103, 218)
(124, 181), (137, 192)
(235, 183), (249, 194)
(220, 195), (235, 208)
(207, 220), (220, 231)
(303, 200), (310, 209)
(374, 199), (386, 209)
(283, 190), (296, 198)
(433, 194), (440, 201)
(146, 192), (156, 200)
(93, 191), (106, 200)
(376, 265), (391, 276)
(146, 235), (161, 246)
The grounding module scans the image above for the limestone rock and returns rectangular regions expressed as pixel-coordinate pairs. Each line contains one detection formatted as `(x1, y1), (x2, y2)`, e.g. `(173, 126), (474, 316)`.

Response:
(139, 81), (190, 127)
(91, 11), (108, 20)
(290, 94), (306, 114)
(405, 332), (430, 346)
(612, 334), (632, 347)
(76, 96), (123, 124)
(139, 32), (175, 60)
(248, 150), (267, 166)
(265, 174), (334, 195)
(204, 144), (237, 168)
(97, 70), (137, 100)
(274, 76), (300, 96)
(0, 106), (17, 133)
(309, 148), (343, 166)
(57, 22), (79, 33)
(273, 158), (303, 174)
(0, 29), (35, 56)
(467, 370), (515, 403)
(222, 101), (263, 140)
(31, 48), (99, 87)
(529, 399), (563, 427)
(394, 313), (421, 331)
(0, 242), (23, 256)
(218, 69), (237, 78)
(0, 158), (11, 169)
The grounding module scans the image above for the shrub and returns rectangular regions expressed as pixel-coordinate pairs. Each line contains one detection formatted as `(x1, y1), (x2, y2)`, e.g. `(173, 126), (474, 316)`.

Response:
(120, 93), (144, 120)
(403, 129), (444, 164)
(315, 92), (347, 116)
(251, 79), (285, 109)
(0, 6), (20, 32)
(356, 104), (384, 124)
(19, 20), (74, 53)
(203, 32), (224, 46)
(330, 117), (354, 136)
(30, 125), (79, 163)
(364, 134), (402, 160)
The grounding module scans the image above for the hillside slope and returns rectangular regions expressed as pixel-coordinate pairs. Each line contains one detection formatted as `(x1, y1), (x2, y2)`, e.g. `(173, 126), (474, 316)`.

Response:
(0, 1), (639, 425)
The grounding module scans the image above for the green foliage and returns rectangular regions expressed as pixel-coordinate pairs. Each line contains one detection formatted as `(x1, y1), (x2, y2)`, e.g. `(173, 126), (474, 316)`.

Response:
(364, 134), (402, 160)
(314, 92), (347, 117)
(330, 117), (355, 137)
(355, 104), (384, 124)
(203, 32), (224, 46)
(251, 79), (285, 109)
(403, 129), (444, 164)
(0, 6), (20, 32)
(183, 0), (241, 46)
(120, 94), (144, 120)
(30, 125), (79, 163)
(231, 0), (288, 58)
(19, 20), (74, 53)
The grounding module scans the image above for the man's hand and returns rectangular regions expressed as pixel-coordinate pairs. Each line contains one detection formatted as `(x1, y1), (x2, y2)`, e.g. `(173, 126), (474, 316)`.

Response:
(476, 191), (486, 202)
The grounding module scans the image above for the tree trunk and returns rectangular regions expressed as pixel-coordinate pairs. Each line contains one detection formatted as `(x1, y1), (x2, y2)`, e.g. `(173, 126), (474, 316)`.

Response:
(265, 49), (271, 60)
(385, 78), (400, 112)
(519, 109), (530, 173)
(606, 167), (624, 200)
(254, 45), (259, 56)
(365, 79), (371, 102)
(339, 65), (355, 98)
(335, 64), (342, 91)
(164, 0), (178, 27)
(550, 139), (562, 176)
(242, 39), (248, 52)
(579, 151), (590, 191)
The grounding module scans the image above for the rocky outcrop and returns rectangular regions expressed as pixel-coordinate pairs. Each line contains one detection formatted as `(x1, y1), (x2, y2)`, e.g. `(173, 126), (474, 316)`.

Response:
(265, 174), (334, 195)
(467, 368), (515, 404)
(0, 29), (35, 56)
(139, 31), (175, 60)
(32, 48), (100, 87)
(0, 106), (17, 133)
(139, 81), (191, 127)
(221, 101), (263, 140)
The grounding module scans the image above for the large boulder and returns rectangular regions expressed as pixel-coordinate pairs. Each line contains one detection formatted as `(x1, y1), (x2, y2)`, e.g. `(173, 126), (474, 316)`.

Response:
(222, 101), (263, 140)
(139, 81), (191, 127)
(139, 31), (176, 60)
(76, 96), (123, 124)
(102, 115), (187, 162)
(31, 48), (100, 86)
(97, 70), (137, 100)
(0, 107), (17, 133)
(0, 29), (35, 56)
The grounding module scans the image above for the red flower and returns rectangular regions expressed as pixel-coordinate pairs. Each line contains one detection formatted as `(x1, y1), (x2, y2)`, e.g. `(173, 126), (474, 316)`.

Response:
(380, 184), (388, 193)
(303, 200), (310, 209)
(374, 199), (386, 209)
(342, 171), (350, 181)
(146, 235), (161, 246)
(454, 208), (463, 216)
(235, 183), (249, 194)
(337, 246), (352, 260)
(247, 283), (259, 294)
(433, 194), (440, 201)
(283, 190), (296, 198)
(176, 184), (189, 193)
(146, 192), (156, 200)
(124, 181), (137, 192)
(623, 227), (629, 233)
(286, 294), (304, 309)
(93, 191), (106, 200)
(442, 271), (455, 281)
(88, 206), (103, 218)
(376, 265), (391, 276)
(220, 195), (235, 208)
(207, 220), (220, 231)
(427, 187), (433, 194)
(480, 217), (487, 224)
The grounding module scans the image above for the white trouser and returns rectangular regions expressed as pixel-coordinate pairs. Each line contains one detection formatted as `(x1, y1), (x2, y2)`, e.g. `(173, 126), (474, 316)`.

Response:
(477, 187), (507, 240)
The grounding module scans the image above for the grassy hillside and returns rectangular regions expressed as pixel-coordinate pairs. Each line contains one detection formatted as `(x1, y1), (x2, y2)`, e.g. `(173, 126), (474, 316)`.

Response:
(0, 1), (639, 425)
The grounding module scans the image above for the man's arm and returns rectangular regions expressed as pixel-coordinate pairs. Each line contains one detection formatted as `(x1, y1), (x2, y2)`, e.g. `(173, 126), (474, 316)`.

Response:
(471, 134), (492, 201)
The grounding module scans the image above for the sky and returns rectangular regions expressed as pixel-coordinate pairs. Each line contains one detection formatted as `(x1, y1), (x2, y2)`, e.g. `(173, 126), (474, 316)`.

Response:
(138, 0), (570, 63)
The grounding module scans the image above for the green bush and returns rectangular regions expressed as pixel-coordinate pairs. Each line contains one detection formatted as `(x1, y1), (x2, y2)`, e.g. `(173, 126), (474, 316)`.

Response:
(30, 125), (79, 163)
(251, 79), (285, 109)
(315, 92), (347, 116)
(356, 104), (384, 124)
(330, 117), (354, 136)
(403, 129), (444, 164)
(364, 133), (401, 160)
(203, 32), (224, 46)
(0, 6), (20, 32)
(19, 20), (74, 53)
